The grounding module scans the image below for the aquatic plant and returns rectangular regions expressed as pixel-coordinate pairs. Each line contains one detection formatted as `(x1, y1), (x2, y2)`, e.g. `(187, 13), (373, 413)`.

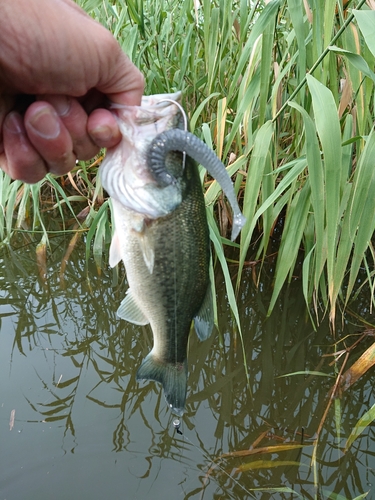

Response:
(1, 0), (375, 327)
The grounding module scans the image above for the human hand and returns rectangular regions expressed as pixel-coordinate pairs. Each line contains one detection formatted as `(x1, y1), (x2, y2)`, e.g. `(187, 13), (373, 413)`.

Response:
(0, 0), (144, 183)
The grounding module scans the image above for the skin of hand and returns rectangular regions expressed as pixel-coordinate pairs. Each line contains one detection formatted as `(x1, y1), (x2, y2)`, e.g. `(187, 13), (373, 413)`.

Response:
(0, 0), (144, 183)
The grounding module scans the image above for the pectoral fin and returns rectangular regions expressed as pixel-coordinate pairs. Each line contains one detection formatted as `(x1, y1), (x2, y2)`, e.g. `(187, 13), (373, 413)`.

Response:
(117, 289), (149, 325)
(194, 282), (214, 341)
(139, 233), (155, 274)
(131, 220), (155, 274)
(109, 231), (122, 268)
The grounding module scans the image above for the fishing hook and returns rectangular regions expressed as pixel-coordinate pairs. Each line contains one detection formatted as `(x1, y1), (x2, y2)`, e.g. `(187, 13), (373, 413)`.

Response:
(157, 98), (188, 171)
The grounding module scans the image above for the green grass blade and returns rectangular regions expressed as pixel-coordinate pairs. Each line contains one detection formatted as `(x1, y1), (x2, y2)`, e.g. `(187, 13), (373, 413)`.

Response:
(237, 121), (274, 287)
(0, 172), (12, 240)
(4, 180), (21, 238)
(353, 10), (375, 59)
(329, 46), (375, 84)
(268, 182), (311, 315)
(204, 156), (247, 208)
(278, 371), (333, 378)
(345, 128), (375, 302)
(323, 490), (369, 500)
(15, 184), (31, 229)
(207, 208), (241, 333)
(86, 201), (110, 262)
(289, 101), (325, 288)
(93, 204), (110, 269)
(46, 175), (83, 227)
(247, 159), (307, 258)
(206, 208), (251, 398)
(228, 0), (280, 99)
(287, 0), (308, 95)
(345, 402), (375, 451)
(189, 93), (221, 134)
(225, 69), (261, 157)
(306, 74), (342, 319)
(258, 17), (274, 126)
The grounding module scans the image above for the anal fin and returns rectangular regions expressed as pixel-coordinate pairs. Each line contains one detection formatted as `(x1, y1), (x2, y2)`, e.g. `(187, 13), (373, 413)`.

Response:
(194, 282), (214, 341)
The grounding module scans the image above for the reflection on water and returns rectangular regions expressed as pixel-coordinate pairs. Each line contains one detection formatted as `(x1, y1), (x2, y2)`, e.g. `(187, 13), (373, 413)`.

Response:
(1, 235), (374, 499)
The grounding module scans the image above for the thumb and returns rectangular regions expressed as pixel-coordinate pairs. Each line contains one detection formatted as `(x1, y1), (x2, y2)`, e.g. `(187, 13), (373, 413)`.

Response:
(96, 49), (144, 107)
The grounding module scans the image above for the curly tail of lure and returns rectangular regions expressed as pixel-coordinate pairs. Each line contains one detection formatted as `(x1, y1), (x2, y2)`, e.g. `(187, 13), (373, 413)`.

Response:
(147, 128), (246, 241)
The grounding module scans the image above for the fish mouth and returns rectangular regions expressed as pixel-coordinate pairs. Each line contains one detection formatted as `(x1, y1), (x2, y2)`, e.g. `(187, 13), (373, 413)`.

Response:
(109, 93), (184, 148)
(100, 92), (185, 219)
(139, 92), (182, 108)
(110, 91), (183, 127)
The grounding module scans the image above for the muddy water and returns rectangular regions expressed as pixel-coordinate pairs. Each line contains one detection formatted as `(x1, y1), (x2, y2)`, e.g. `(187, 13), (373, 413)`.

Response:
(1, 235), (374, 499)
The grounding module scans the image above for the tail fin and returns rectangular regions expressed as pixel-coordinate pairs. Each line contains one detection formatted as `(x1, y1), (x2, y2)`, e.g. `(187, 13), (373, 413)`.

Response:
(136, 353), (187, 416)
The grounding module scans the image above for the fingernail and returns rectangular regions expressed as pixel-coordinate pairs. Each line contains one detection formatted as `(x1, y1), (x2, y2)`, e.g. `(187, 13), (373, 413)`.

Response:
(50, 95), (71, 117)
(4, 112), (24, 134)
(90, 125), (113, 143)
(28, 107), (60, 139)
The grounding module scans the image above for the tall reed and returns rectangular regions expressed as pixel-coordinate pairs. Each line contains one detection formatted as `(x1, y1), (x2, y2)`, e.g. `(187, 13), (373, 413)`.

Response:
(1, 0), (375, 325)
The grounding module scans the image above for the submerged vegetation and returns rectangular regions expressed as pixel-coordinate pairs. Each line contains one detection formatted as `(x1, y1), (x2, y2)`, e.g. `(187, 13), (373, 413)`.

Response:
(1, 0), (375, 325)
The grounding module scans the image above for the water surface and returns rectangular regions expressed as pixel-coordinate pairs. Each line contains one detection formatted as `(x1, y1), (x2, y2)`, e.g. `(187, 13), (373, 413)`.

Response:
(1, 236), (374, 499)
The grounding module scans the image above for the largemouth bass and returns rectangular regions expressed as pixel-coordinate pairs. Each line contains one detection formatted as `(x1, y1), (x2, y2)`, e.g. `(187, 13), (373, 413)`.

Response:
(100, 92), (245, 416)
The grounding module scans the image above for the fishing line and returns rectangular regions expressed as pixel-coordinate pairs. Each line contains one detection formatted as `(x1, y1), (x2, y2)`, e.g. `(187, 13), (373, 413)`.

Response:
(159, 98), (251, 497)
(157, 98), (188, 414)
(158, 99), (245, 495)
(157, 99), (188, 133)
(172, 209), (178, 414)
(172, 418), (255, 499)
(160, 99), (250, 496)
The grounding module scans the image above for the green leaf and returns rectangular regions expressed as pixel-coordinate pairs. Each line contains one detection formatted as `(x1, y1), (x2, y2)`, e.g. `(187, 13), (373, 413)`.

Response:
(306, 74), (342, 317)
(323, 490), (369, 500)
(353, 10), (375, 59)
(328, 46), (375, 84)
(250, 159), (307, 256)
(236, 460), (304, 472)
(287, 0), (307, 97)
(268, 182), (311, 315)
(207, 208), (251, 399)
(207, 209), (241, 334)
(229, 0), (281, 98)
(86, 201), (110, 262)
(189, 95), (221, 135)
(289, 101), (325, 286)
(278, 371), (333, 378)
(345, 129), (375, 301)
(204, 156), (248, 207)
(345, 403), (375, 451)
(237, 121), (274, 286)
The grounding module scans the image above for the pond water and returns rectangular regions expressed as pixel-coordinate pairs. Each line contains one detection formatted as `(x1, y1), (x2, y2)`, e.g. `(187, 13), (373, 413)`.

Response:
(1, 234), (374, 499)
